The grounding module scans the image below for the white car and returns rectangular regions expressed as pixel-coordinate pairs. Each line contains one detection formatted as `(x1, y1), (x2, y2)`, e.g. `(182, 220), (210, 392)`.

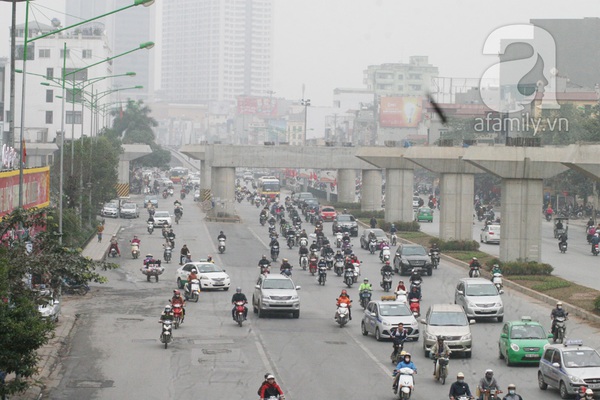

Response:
(38, 291), (61, 322)
(480, 224), (501, 244)
(361, 300), (419, 341)
(119, 202), (139, 218)
(101, 202), (119, 218)
(412, 196), (421, 208)
(153, 211), (172, 227)
(176, 262), (231, 290)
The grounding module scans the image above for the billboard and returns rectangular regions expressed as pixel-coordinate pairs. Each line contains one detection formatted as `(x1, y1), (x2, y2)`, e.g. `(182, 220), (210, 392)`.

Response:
(379, 97), (424, 127)
(0, 166), (50, 218)
(237, 96), (278, 117)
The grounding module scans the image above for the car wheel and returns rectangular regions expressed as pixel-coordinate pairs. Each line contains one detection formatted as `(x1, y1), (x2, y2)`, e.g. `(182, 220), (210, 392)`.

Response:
(361, 322), (369, 336)
(257, 305), (264, 319)
(497, 316), (503, 322)
(559, 381), (569, 399)
(480, 237), (483, 243)
(504, 351), (512, 366)
(424, 349), (430, 358)
(498, 345), (504, 359)
(177, 278), (183, 289)
(427, 269), (432, 276)
(292, 311), (300, 319)
(538, 372), (548, 390)
(252, 297), (258, 313)
(375, 328), (382, 342)
(464, 351), (472, 358)
(223, 287), (230, 291)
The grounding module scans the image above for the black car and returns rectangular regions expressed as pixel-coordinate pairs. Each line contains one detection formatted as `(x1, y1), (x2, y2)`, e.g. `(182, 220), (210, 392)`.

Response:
(303, 198), (319, 211)
(332, 214), (359, 237)
(393, 244), (433, 276)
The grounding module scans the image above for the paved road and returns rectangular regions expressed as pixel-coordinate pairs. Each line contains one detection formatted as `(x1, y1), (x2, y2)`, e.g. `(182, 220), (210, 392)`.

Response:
(418, 208), (600, 291)
(46, 192), (600, 399)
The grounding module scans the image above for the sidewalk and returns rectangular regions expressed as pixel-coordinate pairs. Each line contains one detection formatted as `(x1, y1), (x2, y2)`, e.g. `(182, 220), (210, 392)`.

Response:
(13, 219), (121, 400)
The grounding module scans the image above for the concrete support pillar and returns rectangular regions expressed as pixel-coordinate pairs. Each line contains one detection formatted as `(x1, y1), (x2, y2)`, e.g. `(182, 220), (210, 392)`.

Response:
(361, 169), (382, 212)
(212, 167), (236, 216)
(200, 160), (211, 191)
(500, 179), (543, 262)
(439, 173), (474, 241)
(118, 160), (130, 184)
(385, 168), (414, 223)
(337, 169), (356, 203)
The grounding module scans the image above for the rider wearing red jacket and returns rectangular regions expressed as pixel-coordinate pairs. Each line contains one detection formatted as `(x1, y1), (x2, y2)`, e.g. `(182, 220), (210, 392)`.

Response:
(170, 290), (186, 322)
(258, 374), (285, 400)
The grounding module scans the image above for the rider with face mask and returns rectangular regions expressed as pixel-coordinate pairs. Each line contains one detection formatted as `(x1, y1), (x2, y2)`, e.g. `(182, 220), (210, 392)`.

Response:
(449, 372), (472, 400)
(478, 369), (500, 400)
(550, 301), (567, 337)
(392, 352), (417, 394)
(502, 383), (523, 400)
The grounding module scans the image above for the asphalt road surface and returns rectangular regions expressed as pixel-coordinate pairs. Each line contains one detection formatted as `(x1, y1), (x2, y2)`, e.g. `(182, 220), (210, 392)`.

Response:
(46, 192), (600, 399)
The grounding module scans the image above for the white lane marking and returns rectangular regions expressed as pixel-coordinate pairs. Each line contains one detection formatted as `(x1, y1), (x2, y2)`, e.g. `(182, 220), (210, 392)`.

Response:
(200, 220), (223, 265)
(343, 328), (393, 378)
(248, 227), (270, 250)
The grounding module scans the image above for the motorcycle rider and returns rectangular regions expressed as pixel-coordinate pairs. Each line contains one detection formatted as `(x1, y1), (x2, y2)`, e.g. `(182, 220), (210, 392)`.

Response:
(231, 287), (248, 321)
(321, 243), (334, 259)
(280, 258), (293, 274)
(469, 257), (481, 277)
(408, 285), (422, 302)
(502, 383), (523, 400)
(258, 255), (271, 271)
(336, 289), (352, 320)
(379, 240), (390, 259)
(299, 229), (308, 239)
(334, 250), (344, 262)
(430, 336), (451, 376)
(167, 229), (176, 248)
(550, 301), (567, 337)
(309, 240), (319, 254)
(558, 233), (568, 251)
(391, 323), (408, 359)
(370, 216), (377, 229)
(258, 374), (285, 400)
(478, 369), (500, 400)
(591, 232), (600, 254)
(180, 244), (191, 265)
(217, 230), (226, 241)
(359, 278), (373, 293)
(159, 305), (174, 323)
(491, 264), (502, 276)
(381, 260), (393, 277)
(170, 290), (186, 322)
(396, 280), (407, 292)
(578, 388), (595, 400)
(143, 253), (156, 267)
(317, 257), (327, 270)
(174, 204), (183, 218)
(393, 352), (417, 394)
(390, 223), (398, 236)
(410, 268), (422, 284)
(449, 372), (473, 400)
(368, 229), (377, 243)
(130, 235), (141, 250)
(269, 235), (280, 249)
(186, 268), (199, 294)
(342, 231), (351, 243)
(298, 245), (309, 265)
(109, 234), (120, 256)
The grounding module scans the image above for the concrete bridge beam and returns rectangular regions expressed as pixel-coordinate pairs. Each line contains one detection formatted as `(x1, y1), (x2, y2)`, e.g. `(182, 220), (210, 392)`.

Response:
(439, 173), (475, 241)
(385, 168), (414, 223)
(361, 169), (382, 212)
(211, 167), (236, 216)
(337, 169), (356, 204)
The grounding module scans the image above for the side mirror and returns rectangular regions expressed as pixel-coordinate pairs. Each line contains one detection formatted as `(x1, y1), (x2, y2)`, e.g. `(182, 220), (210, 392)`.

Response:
(469, 319), (476, 325)
(222, 269), (226, 272)
(54, 300), (60, 305)
(500, 333), (508, 339)
(420, 319), (427, 324)
(552, 362), (560, 368)
(498, 290), (504, 295)
(296, 286), (301, 290)
(457, 290), (464, 296)
(548, 333), (554, 339)
(255, 285), (260, 289)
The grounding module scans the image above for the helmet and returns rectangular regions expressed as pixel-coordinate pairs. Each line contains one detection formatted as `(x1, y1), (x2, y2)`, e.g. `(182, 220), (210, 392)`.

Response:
(508, 384), (516, 389)
(391, 224), (395, 227)
(557, 301), (563, 306)
(134, 235), (138, 238)
(364, 278), (369, 282)
(403, 352), (411, 358)
(472, 257), (478, 261)
(283, 258), (288, 262)
(457, 372), (465, 378)
(437, 335), (444, 341)
(587, 389), (594, 395)
(313, 240), (316, 244)
(146, 254), (153, 258)
(341, 289), (348, 295)
(236, 287), (242, 293)
(262, 255), (267, 259)
(173, 290), (180, 296)
(191, 268), (197, 273)
(164, 305), (172, 313)
(400, 351), (407, 356)
(485, 369), (493, 376)
(220, 231), (223, 234)
(370, 230), (374, 234)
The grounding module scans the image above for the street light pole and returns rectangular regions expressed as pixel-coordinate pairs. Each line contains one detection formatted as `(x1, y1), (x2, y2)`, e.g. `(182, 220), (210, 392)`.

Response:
(301, 99), (310, 146)
(58, 43), (67, 244)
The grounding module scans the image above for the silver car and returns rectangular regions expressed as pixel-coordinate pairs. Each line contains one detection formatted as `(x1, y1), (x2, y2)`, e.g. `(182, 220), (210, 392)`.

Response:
(361, 300), (419, 341)
(252, 274), (301, 318)
(421, 303), (475, 358)
(120, 202), (139, 218)
(454, 278), (504, 322)
(538, 341), (600, 398)
(101, 202), (119, 218)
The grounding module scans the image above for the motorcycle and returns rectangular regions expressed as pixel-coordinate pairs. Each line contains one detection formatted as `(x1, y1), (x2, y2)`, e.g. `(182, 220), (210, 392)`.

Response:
(172, 304), (183, 329)
(299, 255), (308, 270)
(168, 188), (174, 197)
(299, 237), (308, 248)
(270, 245), (279, 262)
(359, 290), (372, 309)
(335, 232), (343, 248)
(234, 301), (246, 327)
(480, 388), (503, 400)
(175, 213), (182, 224)
(141, 261), (164, 282)
(108, 245), (119, 258)
(268, 224), (276, 235)
(553, 314), (568, 343)
(381, 271), (393, 292)
(163, 246), (172, 263)
(559, 241), (568, 253)
(391, 233), (398, 246)
(344, 269), (355, 287)
(409, 298), (420, 317)
(335, 302), (350, 327)
(429, 250), (440, 269)
(255, 198), (261, 208)
(236, 193), (243, 203)
(469, 265), (481, 277)
(334, 260), (344, 276)
(61, 279), (90, 295)
(594, 244), (599, 256)
(280, 267), (292, 277)
(185, 279), (201, 302)
(380, 246), (391, 263)
(259, 214), (267, 226)
(352, 262), (361, 283)
(434, 356), (449, 385)
(160, 320), (173, 349)
(131, 243), (140, 259)
(181, 191), (186, 200)
(309, 257), (318, 275)
(492, 273), (504, 293)
(395, 290), (407, 303)
(393, 367), (415, 399)
(162, 191), (168, 199)
(218, 238), (226, 254)
(369, 238), (377, 254)
(390, 339), (405, 365)
(325, 254), (334, 270)
(287, 235), (295, 249)
(317, 265), (327, 285)
(147, 221), (154, 234)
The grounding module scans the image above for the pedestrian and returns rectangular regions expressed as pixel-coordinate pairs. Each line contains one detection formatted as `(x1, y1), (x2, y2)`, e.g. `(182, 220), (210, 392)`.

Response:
(370, 216), (377, 229)
(97, 224), (104, 243)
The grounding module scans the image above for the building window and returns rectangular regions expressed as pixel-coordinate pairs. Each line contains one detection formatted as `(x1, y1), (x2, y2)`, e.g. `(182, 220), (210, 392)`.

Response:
(63, 68), (88, 82)
(82, 49), (92, 59)
(397, 74), (404, 80)
(65, 111), (82, 124)
(60, 49), (70, 59)
(409, 84), (422, 91)
(45, 111), (53, 124)
(46, 89), (54, 103)
(408, 73), (422, 80)
(39, 49), (50, 58)
(15, 44), (35, 60)
(46, 68), (54, 79)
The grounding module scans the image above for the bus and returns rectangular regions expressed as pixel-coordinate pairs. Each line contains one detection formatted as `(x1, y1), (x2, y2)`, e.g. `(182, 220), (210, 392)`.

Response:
(257, 176), (280, 199)
(169, 167), (189, 184)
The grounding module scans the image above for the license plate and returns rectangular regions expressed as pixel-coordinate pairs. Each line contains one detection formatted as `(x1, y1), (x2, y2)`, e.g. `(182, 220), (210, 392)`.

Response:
(589, 384), (600, 389)
(524, 354), (540, 359)
(213, 283), (224, 286)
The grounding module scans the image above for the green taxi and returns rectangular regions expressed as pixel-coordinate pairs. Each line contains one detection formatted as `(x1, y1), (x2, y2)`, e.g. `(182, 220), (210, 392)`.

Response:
(415, 207), (433, 223)
(498, 316), (552, 365)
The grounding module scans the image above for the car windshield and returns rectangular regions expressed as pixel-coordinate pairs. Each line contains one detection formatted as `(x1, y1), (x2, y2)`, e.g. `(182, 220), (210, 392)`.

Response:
(380, 304), (412, 317)
(337, 215), (355, 222)
(510, 324), (546, 340)
(263, 279), (295, 290)
(562, 349), (600, 368)
(154, 211), (169, 217)
(403, 246), (427, 256)
(465, 283), (498, 296)
(429, 311), (468, 326)
(146, 196), (157, 201)
(105, 203), (117, 208)
(198, 264), (222, 273)
(322, 207), (335, 212)
(122, 204), (135, 209)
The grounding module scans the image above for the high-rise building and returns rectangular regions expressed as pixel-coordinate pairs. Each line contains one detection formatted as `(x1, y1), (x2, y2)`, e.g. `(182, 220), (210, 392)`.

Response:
(161, 0), (273, 105)
(65, 0), (155, 100)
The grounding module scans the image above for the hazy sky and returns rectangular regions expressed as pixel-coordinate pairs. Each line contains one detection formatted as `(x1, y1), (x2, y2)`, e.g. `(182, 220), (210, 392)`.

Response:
(1, 0), (597, 106)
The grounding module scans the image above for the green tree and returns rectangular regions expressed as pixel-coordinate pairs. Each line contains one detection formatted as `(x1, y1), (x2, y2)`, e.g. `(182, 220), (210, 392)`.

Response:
(0, 208), (116, 397)
(436, 117), (479, 145)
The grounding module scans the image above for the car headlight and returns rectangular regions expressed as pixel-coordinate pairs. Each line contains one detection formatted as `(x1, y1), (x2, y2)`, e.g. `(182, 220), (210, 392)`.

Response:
(199, 275), (208, 280)
(568, 375), (585, 384)
(460, 333), (472, 341)
(510, 343), (520, 352)
(495, 302), (503, 307)
(411, 321), (418, 327)
(382, 320), (392, 327)
(425, 332), (437, 341)
(262, 296), (271, 300)
(291, 295), (299, 300)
